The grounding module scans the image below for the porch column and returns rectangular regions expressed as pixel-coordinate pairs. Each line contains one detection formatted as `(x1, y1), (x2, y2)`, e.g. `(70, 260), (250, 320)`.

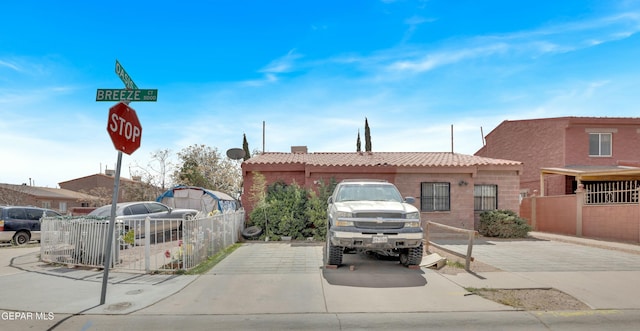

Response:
(575, 184), (584, 237)
(531, 191), (537, 230)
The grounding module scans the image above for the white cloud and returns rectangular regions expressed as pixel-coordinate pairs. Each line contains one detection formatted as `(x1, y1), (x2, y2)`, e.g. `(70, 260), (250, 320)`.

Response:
(260, 49), (303, 74)
(0, 60), (21, 72)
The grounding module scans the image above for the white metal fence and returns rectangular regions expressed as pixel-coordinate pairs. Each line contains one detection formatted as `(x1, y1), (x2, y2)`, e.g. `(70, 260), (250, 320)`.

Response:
(584, 181), (639, 205)
(40, 210), (245, 273)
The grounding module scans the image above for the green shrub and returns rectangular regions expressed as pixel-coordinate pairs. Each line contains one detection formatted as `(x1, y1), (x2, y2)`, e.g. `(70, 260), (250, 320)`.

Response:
(305, 190), (327, 240)
(478, 209), (531, 238)
(248, 177), (336, 241)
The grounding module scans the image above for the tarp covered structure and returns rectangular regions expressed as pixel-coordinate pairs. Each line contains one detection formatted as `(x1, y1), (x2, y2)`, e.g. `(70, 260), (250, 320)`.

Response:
(156, 185), (238, 214)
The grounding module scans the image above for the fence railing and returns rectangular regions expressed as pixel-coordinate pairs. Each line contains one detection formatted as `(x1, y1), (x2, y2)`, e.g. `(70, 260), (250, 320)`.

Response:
(584, 181), (639, 205)
(40, 210), (245, 273)
(425, 221), (477, 271)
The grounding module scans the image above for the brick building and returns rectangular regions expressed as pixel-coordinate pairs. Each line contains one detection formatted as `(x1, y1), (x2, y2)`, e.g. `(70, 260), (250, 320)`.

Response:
(475, 117), (640, 197)
(241, 150), (522, 230)
(59, 171), (160, 205)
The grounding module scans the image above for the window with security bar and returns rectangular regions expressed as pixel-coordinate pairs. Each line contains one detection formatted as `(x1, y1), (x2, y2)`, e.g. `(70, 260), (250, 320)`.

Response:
(474, 184), (498, 211)
(420, 182), (450, 212)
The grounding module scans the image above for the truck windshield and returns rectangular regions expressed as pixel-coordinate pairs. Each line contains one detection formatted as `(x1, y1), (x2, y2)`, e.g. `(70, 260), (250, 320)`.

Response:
(336, 184), (402, 202)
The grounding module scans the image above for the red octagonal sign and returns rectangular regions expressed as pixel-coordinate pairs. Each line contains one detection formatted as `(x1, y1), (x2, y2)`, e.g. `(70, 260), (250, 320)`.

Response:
(107, 102), (142, 155)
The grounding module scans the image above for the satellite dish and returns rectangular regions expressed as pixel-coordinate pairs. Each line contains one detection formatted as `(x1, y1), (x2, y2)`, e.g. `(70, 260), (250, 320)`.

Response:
(226, 148), (246, 160)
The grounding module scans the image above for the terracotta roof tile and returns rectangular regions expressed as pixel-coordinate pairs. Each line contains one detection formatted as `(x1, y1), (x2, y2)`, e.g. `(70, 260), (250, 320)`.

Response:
(244, 152), (521, 167)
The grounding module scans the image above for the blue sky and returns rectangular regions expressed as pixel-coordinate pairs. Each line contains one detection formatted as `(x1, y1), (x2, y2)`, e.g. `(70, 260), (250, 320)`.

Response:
(2, 0), (640, 188)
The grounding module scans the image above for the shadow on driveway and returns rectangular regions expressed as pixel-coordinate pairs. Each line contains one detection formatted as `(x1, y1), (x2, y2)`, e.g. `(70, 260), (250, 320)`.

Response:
(322, 251), (427, 288)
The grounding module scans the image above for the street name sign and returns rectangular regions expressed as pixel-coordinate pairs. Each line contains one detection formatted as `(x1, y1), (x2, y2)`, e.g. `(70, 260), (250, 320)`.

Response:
(115, 59), (138, 89)
(107, 102), (142, 155)
(96, 88), (158, 102)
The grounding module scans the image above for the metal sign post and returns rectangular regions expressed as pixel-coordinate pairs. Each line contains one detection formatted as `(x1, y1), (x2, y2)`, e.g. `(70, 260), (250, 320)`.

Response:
(100, 151), (122, 305)
(99, 59), (154, 306)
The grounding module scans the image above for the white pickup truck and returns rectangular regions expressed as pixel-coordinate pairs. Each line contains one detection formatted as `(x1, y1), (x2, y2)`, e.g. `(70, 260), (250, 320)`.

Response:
(326, 179), (424, 267)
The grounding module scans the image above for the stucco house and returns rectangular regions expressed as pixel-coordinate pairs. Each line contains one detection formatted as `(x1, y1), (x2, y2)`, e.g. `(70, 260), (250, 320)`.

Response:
(475, 117), (640, 197)
(241, 149), (522, 230)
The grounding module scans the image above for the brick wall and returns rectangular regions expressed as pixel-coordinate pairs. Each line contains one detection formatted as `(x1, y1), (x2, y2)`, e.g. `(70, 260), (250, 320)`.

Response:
(565, 122), (640, 166)
(583, 204), (640, 242)
(476, 119), (566, 196)
(520, 195), (640, 243)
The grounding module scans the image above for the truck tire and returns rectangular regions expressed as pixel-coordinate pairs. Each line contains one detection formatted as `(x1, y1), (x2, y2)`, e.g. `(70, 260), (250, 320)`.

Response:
(327, 240), (343, 266)
(242, 226), (263, 239)
(400, 243), (423, 267)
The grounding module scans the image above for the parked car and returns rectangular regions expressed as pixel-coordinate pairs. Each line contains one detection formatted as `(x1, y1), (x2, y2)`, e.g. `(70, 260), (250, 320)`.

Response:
(0, 206), (62, 245)
(88, 201), (198, 220)
(88, 201), (199, 244)
(326, 179), (424, 267)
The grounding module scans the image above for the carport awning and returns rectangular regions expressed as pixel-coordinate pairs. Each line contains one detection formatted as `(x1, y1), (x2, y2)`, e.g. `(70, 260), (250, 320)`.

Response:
(539, 166), (640, 196)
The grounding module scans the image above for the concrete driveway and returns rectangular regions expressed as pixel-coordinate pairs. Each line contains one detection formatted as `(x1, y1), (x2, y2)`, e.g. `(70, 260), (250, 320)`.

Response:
(138, 242), (507, 315)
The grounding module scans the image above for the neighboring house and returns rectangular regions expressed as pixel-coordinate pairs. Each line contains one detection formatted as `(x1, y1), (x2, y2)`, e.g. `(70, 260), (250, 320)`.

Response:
(0, 183), (100, 215)
(59, 171), (159, 204)
(241, 148), (522, 230)
(475, 117), (640, 197)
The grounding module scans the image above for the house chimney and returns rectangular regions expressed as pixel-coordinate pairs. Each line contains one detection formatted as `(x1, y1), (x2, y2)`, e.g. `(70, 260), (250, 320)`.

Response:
(105, 169), (115, 176)
(291, 146), (308, 153)
(131, 176), (142, 181)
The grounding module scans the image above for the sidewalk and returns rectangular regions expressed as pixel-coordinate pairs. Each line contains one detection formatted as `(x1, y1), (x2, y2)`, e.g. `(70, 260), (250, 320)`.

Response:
(432, 231), (640, 310)
(2, 231), (640, 317)
(3, 250), (197, 315)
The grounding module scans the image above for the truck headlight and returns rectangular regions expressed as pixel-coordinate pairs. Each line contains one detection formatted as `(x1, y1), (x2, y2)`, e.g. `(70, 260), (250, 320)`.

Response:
(335, 211), (353, 218)
(405, 212), (420, 220)
(404, 221), (421, 228)
(335, 220), (354, 227)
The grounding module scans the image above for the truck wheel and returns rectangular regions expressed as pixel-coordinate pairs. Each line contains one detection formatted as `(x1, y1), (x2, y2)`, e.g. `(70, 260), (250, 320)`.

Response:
(327, 240), (343, 266)
(12, 231), (31, 246)
(400, 243), (423, 267)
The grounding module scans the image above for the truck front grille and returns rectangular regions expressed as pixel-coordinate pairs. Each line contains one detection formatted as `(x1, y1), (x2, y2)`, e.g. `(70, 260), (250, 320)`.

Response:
(355, 221), (404, 230)
(354, 212), (402, 218)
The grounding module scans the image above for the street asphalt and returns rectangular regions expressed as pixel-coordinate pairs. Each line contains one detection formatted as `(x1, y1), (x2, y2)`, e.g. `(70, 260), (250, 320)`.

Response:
(1, 232), (640, 330)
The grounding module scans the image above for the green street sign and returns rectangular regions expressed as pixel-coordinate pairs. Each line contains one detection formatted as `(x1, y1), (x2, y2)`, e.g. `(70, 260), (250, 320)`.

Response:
(115, 60), (138, 89)
(96, 89), (158, 102)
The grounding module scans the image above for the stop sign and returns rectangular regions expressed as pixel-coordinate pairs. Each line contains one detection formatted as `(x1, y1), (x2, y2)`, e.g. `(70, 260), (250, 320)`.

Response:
(107, 102), (142, 155)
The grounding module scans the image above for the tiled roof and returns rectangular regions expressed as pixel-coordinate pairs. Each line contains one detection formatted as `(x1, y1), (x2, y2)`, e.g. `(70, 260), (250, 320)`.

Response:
(243, 152), (521, 167)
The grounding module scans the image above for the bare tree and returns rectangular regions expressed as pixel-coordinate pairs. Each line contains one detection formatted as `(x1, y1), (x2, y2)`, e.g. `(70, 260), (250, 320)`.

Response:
(130, 149), (175, 198)
(172, 144), (242, 196)
(78, 187), (112, 207)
